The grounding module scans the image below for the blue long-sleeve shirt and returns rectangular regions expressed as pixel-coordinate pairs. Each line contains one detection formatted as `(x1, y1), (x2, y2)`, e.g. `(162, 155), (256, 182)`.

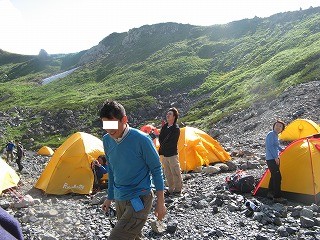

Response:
(94, 164), (108, 179)
(265, 130), (283, 160)
(102, 127), (164, 201)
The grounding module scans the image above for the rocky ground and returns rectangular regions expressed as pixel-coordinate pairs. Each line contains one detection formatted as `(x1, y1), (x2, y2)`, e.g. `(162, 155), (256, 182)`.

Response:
(1, 80), (320, 240)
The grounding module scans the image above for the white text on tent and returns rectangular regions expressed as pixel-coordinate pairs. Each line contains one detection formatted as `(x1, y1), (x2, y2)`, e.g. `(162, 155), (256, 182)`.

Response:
(63, 183), (84, 190)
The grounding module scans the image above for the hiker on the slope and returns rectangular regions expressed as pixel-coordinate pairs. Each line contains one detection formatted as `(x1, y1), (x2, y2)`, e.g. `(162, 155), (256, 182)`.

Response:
(5, 141), (15, 162)
(15, 140), (24, 171)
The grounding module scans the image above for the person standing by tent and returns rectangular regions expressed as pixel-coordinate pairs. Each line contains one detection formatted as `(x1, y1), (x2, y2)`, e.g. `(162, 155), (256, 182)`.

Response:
(265, 120), (286, 203)
(5, 141), (15, 162)
(15, 140), (24, 171)
(158, 107), (182, 196)
(100, 100), (166, 240)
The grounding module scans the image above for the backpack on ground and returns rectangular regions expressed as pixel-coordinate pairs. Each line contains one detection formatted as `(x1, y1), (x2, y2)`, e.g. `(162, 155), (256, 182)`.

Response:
(226, 170), (255, 193)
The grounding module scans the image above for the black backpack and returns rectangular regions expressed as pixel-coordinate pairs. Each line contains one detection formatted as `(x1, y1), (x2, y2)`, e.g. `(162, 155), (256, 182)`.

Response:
(226, 170), (255, 193)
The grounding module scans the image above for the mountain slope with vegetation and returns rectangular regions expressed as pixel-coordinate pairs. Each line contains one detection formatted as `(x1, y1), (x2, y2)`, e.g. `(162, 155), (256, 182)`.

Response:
(0, 6), (319, 148)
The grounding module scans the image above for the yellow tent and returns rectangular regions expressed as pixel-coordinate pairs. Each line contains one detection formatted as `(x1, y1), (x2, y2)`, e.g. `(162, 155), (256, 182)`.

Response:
(37, 146), (54, 156)
(0, 157), (20, 194)
(178, 126), (231, 172)
(279, 119), (320, 141)
(254, 135), (320, 204)
(35, 132), (105, 195)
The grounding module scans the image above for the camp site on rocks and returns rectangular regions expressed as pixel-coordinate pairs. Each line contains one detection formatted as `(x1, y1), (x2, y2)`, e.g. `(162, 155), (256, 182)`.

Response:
(0, 81), (319, 239)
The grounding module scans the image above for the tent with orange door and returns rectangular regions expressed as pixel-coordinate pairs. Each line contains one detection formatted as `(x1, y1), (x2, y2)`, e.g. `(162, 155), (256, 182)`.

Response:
(35, 132), (105, 195)
(253, 134), (320, 204)
(279, 119), (320, 141)
(177, 126), (231, 172)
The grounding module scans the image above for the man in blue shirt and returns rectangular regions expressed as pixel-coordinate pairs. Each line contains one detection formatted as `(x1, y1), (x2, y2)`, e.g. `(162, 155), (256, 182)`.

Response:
(100, 100), (166, 240)
(265, 120), (286, 203)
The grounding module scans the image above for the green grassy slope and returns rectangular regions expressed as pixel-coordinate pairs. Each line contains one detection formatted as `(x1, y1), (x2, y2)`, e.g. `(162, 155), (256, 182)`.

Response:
(0, 7), (319, 146)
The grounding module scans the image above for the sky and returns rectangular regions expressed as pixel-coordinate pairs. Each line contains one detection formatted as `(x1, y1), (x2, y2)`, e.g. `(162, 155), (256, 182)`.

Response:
(0, 0), (319, 55)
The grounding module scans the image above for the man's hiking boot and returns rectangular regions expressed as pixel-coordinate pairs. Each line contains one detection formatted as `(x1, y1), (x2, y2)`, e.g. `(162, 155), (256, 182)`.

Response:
(273, 197), (287, 204)
(151, 220), (166, 234)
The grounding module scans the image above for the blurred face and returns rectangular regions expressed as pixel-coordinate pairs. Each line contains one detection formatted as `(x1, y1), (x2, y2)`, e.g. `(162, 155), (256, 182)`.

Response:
(102, 116), (128, 139)
(166, 110), (175, 124)
(274, 122), (284, 134)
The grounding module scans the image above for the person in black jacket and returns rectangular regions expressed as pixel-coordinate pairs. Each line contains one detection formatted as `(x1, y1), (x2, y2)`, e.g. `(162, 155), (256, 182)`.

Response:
(159, 107), (182, 196)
